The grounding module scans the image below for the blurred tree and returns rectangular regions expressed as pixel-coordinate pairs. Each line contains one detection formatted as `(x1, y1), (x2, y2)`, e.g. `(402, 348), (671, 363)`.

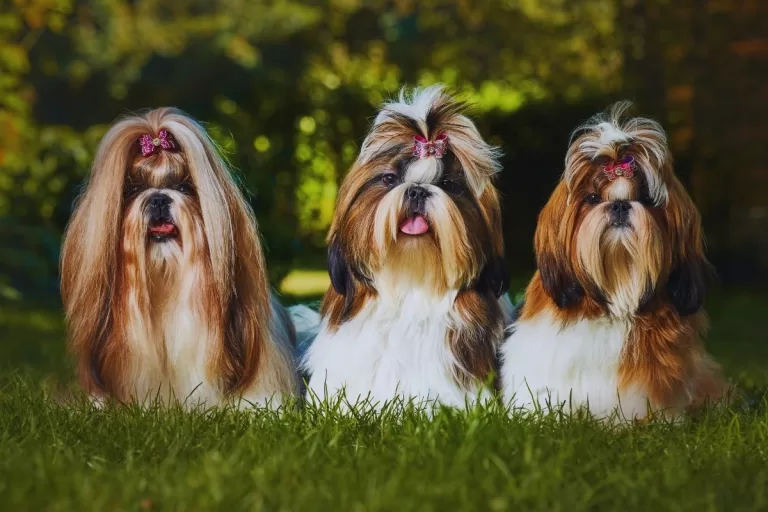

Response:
(28, 0), (766, 300)
(0, 0), (82, 299)
(0, 0), (623, 298)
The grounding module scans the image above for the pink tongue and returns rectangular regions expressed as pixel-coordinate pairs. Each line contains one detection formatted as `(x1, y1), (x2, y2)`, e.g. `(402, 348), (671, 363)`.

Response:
(400, 215), (429, 235)
(149, 223), (176, 235)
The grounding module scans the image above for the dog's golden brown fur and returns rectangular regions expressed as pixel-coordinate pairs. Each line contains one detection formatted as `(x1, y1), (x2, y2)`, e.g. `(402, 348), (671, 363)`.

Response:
(61, 108), (297, 407)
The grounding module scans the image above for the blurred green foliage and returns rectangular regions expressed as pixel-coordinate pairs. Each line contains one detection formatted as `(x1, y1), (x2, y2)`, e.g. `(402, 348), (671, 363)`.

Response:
(1, 0), (622, 300)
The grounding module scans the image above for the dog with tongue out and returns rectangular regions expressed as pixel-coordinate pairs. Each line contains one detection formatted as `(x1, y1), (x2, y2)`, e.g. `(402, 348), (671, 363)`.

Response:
(295, 85), (512, 410)
(60, 108), (298, 409)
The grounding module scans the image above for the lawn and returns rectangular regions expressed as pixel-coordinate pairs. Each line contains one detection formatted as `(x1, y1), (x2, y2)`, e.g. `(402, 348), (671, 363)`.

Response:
(1, 281), (768, 511)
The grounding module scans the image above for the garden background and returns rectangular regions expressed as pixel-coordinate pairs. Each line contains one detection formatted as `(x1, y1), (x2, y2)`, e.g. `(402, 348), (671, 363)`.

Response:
(1, 1), (768, 509)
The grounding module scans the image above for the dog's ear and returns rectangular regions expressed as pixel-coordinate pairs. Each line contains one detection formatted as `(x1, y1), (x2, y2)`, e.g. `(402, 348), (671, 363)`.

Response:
(477, 255), (509, 298)
(323, 235), (373, 327)
(533, 184), (586, 309)
(664, 178), (713, 316)
(474, 187), (509, 298)
(537, 251), (585, 309)
(328, 235), (354, 297)
(667, 260), (711, 316)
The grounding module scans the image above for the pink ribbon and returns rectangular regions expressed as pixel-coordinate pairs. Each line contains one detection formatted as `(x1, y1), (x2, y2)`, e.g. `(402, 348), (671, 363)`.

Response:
(413, 133), (448, 159)
(139, 129), (176, 157)
(602, 155), (635, 180)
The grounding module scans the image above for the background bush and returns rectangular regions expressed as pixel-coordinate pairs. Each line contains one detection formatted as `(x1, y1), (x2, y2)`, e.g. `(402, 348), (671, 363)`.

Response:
(2, 0), (766, 302)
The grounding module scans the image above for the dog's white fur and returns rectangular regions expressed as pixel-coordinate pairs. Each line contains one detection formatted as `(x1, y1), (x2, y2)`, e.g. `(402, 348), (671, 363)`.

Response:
(499, 310), (651, 420)
(302, 291), (509, 410)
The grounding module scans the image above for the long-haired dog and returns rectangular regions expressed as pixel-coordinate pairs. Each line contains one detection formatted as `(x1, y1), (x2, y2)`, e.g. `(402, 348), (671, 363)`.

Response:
(300, 86), (511, 409)
(61, 108), (298, 408)
(500, 102), (727, 420)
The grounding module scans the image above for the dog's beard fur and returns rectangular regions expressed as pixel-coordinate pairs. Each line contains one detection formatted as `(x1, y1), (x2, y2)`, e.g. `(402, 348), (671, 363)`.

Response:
(574, 190), (667, 317)
(372, 182), (480, 296)
(60, 108), (297, 405)
(119, 186), (213, 400)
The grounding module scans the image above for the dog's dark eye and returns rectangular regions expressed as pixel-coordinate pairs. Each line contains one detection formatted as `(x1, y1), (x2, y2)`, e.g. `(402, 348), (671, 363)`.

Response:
(438, 178), (460, 193)
(125, 184), (142, 198)
(639, 193), (655, 206)
(174, 182), (194, 195)
(585, 193), (602, 205)
(381, 173), (399, 187)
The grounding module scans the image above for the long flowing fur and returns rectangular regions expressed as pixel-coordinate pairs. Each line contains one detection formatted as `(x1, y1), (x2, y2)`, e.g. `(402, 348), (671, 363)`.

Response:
(61, 108), (297, 406)
(500, 102), (727, 420)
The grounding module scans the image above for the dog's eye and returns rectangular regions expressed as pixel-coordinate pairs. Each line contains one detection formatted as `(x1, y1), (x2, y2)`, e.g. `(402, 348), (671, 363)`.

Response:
(585, 193), (602, 205)
(381, 173), (399, 187)
(174, 182), (194, 195)
(438, 178), (459, 193)
(125, 184), (142, 198)
(639, 193), (655, 206)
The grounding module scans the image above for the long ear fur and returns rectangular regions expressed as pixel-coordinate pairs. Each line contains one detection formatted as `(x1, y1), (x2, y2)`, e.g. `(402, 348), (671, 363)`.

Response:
(60, 115), (153, 395)
(328, 235), (352, 297)
(532, 183), (586, 309)
(664, 177), (713, 316)
(161, 110), (272, 394)
(475, 186), (509, 298)
(477, 255), (509, 298)
(321, 232), (378, 330)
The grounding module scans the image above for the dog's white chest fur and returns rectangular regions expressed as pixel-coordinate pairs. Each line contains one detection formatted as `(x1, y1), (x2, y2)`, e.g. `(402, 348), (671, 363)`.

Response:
(304, 289), (483, 408)
(500, 311), (650, 419)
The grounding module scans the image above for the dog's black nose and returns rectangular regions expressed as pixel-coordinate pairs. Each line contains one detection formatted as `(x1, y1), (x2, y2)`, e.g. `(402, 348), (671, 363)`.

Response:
(147, 193), (172, 221)
(149, 194), (172, 208)
(407, 186), (430, 201)
(609, 200), (631, 224)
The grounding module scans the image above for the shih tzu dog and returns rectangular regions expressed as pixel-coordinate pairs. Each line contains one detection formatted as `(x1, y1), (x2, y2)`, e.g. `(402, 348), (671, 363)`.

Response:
(61, 108), (298, 408)
(500, 102), (727, 420)
(299, 85), (511, 409)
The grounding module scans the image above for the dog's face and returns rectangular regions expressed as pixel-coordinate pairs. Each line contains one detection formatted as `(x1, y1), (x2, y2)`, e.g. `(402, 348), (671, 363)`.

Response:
(334, 148), (493, 294)
(535, 105), (710, 318)
(566, 148), (669, 317)
(122, 151), (207, 271)
(327, 87), (506, 302)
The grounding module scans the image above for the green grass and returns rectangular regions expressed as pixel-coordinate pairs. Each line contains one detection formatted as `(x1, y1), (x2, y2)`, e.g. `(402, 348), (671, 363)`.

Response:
(1, 288), (767, 511)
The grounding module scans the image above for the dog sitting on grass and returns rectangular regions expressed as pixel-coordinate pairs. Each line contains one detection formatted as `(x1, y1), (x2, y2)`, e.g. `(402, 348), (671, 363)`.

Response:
(295, 86), (512, 410)
(500, 103), (728, 421)
(61, 108), (298, 408)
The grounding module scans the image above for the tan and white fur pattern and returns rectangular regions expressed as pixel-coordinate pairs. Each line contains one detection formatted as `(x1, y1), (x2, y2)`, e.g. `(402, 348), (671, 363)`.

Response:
(300, 86), (511, 410)
(61, 108), (298, 409)
(500, 102), (726, 421)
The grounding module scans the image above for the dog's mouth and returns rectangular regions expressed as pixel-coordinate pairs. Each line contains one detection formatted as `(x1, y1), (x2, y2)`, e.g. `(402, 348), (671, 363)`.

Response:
(148, 222), (178, 242)
(400, 215), (430, 236)
(609, 220), (633, 230)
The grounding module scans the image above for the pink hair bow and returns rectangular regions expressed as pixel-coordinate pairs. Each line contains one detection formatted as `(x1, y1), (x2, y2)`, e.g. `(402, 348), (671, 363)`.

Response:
(602, 155), (635, 180)
(139, 129), (177, 157)
(413, 133), (449, 159)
